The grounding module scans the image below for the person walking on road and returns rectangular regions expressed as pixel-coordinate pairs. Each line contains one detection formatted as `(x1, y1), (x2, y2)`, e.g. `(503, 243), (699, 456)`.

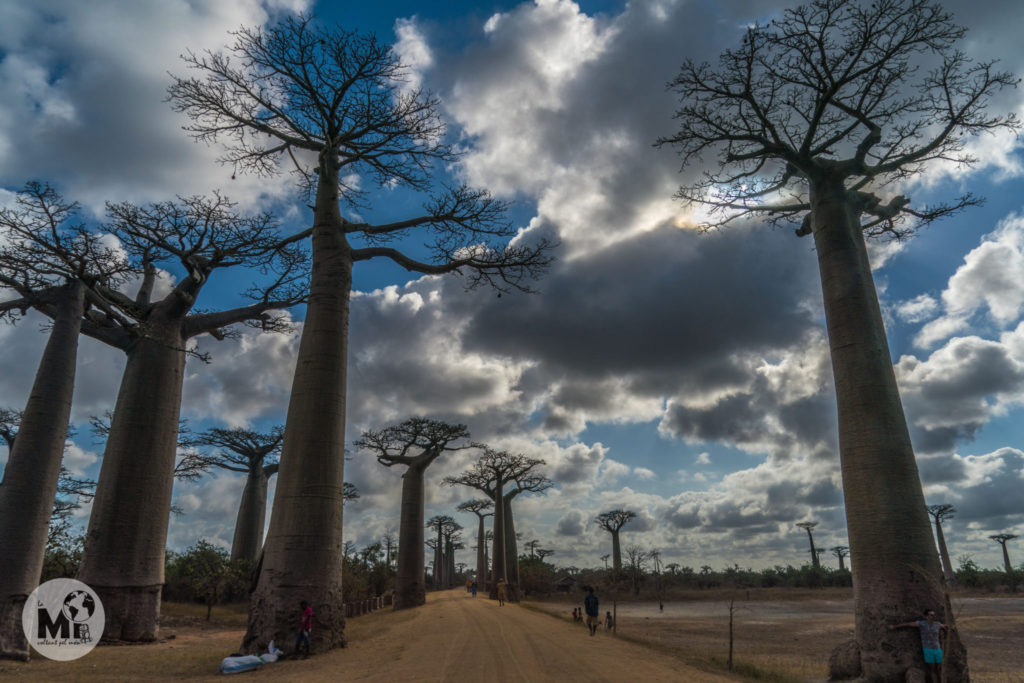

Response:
(497, 578), (507, 606)
(584, 587), (599, 636)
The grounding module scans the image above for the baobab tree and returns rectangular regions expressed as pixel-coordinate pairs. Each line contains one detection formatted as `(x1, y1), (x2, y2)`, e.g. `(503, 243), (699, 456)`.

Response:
(595, 510), (637, 571)
(796, 522), (821, 569)
(457, 499), (493, 591)
(658, 1), (1018, 677)
(501, 471), (552, 592)
(989, 534), (1018, 587)
(73, 194), (305, 643)
(426, 515), (455, 589)
(356, 419), (476, 610)
(187, 427), (284, 563)
(926, 504), (957, 586)
(832, 546), (850, 572)
(0, 184), (131, 659)
(168, 15), (551, 653)
(382, 529), (397, 571)
(444, 449), (547, 601)
(535, 548), (555, 562)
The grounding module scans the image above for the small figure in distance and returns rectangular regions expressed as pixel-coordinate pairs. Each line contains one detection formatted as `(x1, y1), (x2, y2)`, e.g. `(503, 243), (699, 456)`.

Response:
(605, 611), (614, 631)
(295, 600), (313, 659)
(497, 578), (507, 606)
(889, 608), (947, 683)
(471, 580), (478, 597)
(584, 586), (599, 636)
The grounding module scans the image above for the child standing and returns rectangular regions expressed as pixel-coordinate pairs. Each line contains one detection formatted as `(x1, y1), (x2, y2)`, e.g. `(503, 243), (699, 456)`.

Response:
(295, 600), (313, 659)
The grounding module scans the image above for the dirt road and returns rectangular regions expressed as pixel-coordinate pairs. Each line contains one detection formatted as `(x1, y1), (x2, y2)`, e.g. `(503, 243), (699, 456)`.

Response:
(284, 589), (734, 682)
(1, 589), (738, 681)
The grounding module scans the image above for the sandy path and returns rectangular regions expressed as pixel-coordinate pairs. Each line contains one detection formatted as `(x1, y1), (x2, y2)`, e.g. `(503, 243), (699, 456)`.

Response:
(1, 590), (739, 681)
(272, 589), (735, 682)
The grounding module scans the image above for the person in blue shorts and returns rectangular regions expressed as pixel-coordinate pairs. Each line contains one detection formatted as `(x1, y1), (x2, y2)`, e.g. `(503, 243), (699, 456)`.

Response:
(889, 608), (946, 683)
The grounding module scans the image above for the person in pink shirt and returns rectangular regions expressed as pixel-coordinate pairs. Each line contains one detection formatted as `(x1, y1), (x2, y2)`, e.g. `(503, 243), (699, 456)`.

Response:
(295, 600), (313, 658)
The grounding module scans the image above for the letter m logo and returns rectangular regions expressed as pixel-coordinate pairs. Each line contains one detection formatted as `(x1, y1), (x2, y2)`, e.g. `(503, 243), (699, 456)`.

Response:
(37, 608), (70, 639)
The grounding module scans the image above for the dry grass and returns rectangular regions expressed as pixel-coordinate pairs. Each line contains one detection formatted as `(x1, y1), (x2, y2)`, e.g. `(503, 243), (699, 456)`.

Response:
(529, 589), (1024, 682)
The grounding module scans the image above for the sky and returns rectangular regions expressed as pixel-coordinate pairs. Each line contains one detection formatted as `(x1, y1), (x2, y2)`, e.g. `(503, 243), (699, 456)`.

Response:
(1, 0), (1023, 574)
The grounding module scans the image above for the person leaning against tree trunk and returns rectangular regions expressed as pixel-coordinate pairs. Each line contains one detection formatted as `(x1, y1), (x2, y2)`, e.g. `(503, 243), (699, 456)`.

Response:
(889, 608), (947, 683)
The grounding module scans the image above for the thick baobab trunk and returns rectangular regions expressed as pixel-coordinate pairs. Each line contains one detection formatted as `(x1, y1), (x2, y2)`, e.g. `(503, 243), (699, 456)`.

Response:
(78, 324), (186, 642)
(611, 530), (622, 571)
(244, 167), (349, 653)
(934, 519), (955, 587)
(1000, 543), (1014, 577)
(393, 464), (427, 609)
(838, 554), (846, 572)
(805, 528), (819, 569)
(503, 497), (520, 601)
(475, 516), (487, 590)
(433, 527), (443, 589)
(0, 282), (85, 660)
(231, 468), (270, 563)
(489, 481), (505, 600)
(811, 179), (967, 682)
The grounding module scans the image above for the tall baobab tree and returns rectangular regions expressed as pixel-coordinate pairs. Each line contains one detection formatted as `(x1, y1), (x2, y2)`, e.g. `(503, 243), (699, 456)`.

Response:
(797, 522), (821, 569)
(444, 449), (547, 601)
(926, 504), (958, 587)
(168, 15), (551, 653)
(457, 499), (493, 591)
(187, 427), (284, 563)
(500, 471), (552, 593)
(989, 534), (1018, 587)
(356, 419), (476, 610)
(0, 184), (131, 659)
(382, 529), (397, 571)
(658, 1), (1018, 678)
(74, 194), (305, 643)
(595, 510), (637, 571)
(426, 515), (455, 589)
(831, 546), (851, 572)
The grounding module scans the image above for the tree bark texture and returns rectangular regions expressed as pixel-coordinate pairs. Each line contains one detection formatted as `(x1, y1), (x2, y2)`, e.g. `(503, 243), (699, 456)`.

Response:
(1001, 544), (1014, 577)
(77, 323), (186, 642)
(810, 178), (967, 682)
(934, 519), (955, 587)
(611, 530), (622, 572)
(231, 468), (270, 563)
(806, 528), (819, 569)
(393, 465), (427, 609)
(0, 281), (85, 660)
(475, 516), (487, 590)
(489, 481), (505, 600)
(503, 497), (520, 601)
(244, 166), (350, 652)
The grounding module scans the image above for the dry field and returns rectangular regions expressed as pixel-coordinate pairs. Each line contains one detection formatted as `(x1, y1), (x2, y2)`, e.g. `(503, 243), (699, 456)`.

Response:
(530, 588), (1024, 682)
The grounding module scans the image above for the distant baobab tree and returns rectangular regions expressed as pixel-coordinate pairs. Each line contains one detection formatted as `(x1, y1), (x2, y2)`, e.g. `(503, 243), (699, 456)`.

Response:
(831, 546), (850, 572)
(426, 516), (455, 589)
(183, 427), (284, 563)
(595, 510), (637, 571)
(601, 554), (611, 570)
(356, 418), (476, 610)
(444, 449), (548, 602)
(796, 522), (820, 569)
(168, 15), (551, 653)
(0, 184), (132, 659)
(457, 500), (492, 590)
(926, 504), (958, 586)
(989, 534), (1018, 588)
(658, 0), (1019, 677)
(535, 548), (555, 562)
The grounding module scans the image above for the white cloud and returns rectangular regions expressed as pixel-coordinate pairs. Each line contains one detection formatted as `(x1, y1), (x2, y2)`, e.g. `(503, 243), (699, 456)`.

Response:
(393, 17), (433, 92)
(696, 452), (710, 465)
(896, 293), (940, 324)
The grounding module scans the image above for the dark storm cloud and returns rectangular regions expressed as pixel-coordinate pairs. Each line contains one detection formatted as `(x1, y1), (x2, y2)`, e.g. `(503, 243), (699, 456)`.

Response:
(464, 222), (817, 385)
(556, 510), (585, 536)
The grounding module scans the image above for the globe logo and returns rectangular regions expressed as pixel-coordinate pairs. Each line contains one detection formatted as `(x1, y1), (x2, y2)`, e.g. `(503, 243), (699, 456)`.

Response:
(62, 591), (96, 623)
(22, 578), (105, 661)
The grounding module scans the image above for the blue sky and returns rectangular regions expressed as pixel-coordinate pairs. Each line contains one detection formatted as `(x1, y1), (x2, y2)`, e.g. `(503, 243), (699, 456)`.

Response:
(2, 0), (1023, 574)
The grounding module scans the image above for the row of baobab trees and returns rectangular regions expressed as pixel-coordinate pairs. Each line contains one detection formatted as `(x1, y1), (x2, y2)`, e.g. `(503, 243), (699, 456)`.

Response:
(796, 508), (1020, 588)
(1, 2), (1020, 679)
